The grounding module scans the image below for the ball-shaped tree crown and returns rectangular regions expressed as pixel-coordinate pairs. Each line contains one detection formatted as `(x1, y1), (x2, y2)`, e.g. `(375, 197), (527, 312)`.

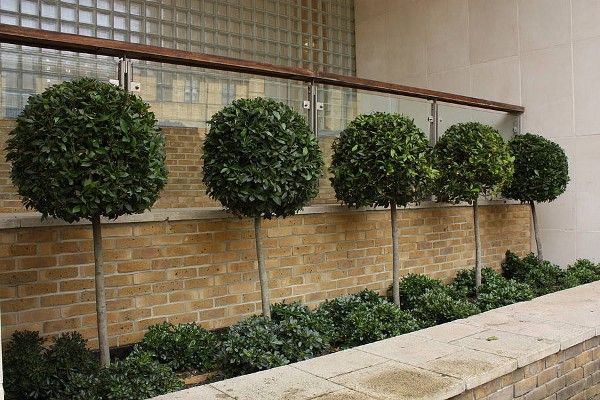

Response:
(502, 133), (569, 203)
(202, 97), (323, 219)
(330, 112), (437, 208)
(6, 78), (168, 223)
(434, 122), (514, 204)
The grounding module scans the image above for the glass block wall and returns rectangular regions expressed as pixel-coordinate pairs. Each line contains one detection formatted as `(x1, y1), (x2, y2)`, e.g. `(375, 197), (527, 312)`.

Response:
(0, 0), (356, 123)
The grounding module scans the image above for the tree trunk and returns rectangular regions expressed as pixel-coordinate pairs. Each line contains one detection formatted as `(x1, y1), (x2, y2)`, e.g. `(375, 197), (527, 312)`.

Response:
(530, 200), (543, 260)
(390, 202), (401, 307)
(92, 215), (110, 367)
(254, 217), (271, 318)
(473, 198), (482, 291)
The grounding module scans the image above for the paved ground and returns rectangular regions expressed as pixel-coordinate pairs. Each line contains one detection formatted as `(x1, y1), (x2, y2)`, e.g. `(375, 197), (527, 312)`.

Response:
(153, 282), (600, 400)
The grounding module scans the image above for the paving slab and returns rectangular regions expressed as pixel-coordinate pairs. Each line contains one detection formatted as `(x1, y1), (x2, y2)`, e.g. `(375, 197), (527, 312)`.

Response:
(421, 348), (517, 389)
(292, 348), (388, 379)
(471, 317), (593, 350)
(451, 329), (560, 367)
(358, 334), (462, 366)
(331, 360), (465, 400)
(414, 322), (485, 342)
(209, 365), (343, 400)
(312, 388), (376, 399)
(151, 385), (233, 399)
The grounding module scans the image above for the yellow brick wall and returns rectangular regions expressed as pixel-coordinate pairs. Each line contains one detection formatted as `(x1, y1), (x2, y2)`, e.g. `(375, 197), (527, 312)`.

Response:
(0, 119), (531, 348)
(0, 120), (337, 211)
(0, 204), (531, 348)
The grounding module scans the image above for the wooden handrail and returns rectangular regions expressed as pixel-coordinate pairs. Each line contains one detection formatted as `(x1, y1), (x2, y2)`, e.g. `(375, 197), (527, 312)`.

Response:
(0, 24), (524, 114)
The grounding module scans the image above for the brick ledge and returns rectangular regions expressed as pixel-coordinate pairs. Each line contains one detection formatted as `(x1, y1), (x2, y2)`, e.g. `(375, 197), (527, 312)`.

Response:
(0, 199), (518, 230)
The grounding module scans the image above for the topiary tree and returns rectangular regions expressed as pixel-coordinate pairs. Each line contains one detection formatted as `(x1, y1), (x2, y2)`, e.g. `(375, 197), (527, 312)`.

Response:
(6, 78), (168, 366)
(329, 112), (437, 306)
(502, 133), (569, 260)
(434, 122), (513, 290)
(202, 97), (323, 318)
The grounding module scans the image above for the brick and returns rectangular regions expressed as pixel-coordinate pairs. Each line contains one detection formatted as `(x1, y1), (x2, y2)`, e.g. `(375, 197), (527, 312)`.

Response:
(515, 375), (538, 396)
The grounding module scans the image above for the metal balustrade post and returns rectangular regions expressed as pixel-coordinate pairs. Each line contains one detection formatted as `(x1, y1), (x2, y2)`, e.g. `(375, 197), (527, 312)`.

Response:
(514, 114), (522, 135)
(306, 81), (320, 136)
(430, 100), (439, 144)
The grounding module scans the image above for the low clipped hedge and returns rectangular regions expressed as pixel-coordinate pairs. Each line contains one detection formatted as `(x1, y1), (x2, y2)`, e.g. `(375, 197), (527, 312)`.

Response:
(8, 252), (600, 398)
(136, 322), (219, 373)
(4, 332), (182, 400)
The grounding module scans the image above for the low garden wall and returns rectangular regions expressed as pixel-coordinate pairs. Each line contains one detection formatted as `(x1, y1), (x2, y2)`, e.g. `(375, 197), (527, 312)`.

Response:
(152, 282), (600, 400)
(0, 204), (530, 348)
(0, 119), (531, 347)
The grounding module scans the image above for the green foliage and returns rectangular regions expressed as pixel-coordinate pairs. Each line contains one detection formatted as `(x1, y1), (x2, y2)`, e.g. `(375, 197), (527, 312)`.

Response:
(4, 331), (98, 400)
(6, 78), (167, 222)
(271, 302), (333, 348)
(502, 251), (579, 296)
(410, 287), (480, 327)
(272, 304), (331, 363)
(61, 350), (183, 400)
(315, 289), (387, 346)
(565, 259), (600, 284)
(138, 322), (219, 373)
(220, 306), (330, 377)
(395, 273), (445, 310)
(329, 112), (437, 208)
(343, 302), (421, 347)
(202, 97), (323, 219)
(452, 267), (534, 311)
(503, 133), (570, 203)
(45, 333), (99, 397)
(434, 122), (514, 203)
(4, 331), (48, 400)
(220, 316), (288, 377)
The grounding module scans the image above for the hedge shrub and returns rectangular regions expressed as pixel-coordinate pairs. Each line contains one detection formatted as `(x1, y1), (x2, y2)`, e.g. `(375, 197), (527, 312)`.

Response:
(565, 259), (600, 285)
(452, 267), (534, 311)
(315, 290), (387, 346)
(61, 350), (183, 400)
(137, 322), (219, 373)
(409, 286), (480, 327)
(4, 331), (98, 400)
(343, 301), (421, 347)
(502, 251), (578, 296)
(395, 273), (445, 310)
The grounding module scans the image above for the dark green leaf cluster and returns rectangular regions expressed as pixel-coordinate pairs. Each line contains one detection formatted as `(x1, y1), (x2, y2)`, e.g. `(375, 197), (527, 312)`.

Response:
(220, 306), (331, 377)
(4, 331), (98, 400)
(315, 289), (420, 347)
(137, 322), (219, 373)
(315, 289), (388, 346)
(409, 286), (480, 327)
(503, 133), (569, 203)
(6, 78), (167, 222)
(434, 122), (514, 203)
(60, 350), (183, 400)
(343, 301), (421, 347)
(391, 273), (445, 309)
(502, 251), (579, 296)
(451, 267), (534, 311)
(202, 97), (323, 219)
(565, 259), (600, 284)
(330, 112), (437, 208)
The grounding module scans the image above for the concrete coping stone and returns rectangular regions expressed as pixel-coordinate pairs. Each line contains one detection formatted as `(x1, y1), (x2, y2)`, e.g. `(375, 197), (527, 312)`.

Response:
(0, 198), (517, 230)
(152, 281), (600, 400)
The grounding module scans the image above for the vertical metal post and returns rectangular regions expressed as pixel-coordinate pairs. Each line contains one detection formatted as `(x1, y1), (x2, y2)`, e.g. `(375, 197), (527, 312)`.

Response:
(430, 100), (439, 144)
(118, 57), (133, 91)
(307, 81), (319, 136)
(513, 114), (522, 135)
(112, 57), (139, 93)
